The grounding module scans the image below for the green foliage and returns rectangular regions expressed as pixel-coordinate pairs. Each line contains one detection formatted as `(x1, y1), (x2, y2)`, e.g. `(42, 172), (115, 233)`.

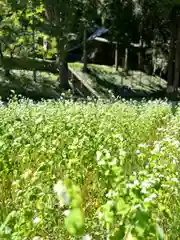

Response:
(0, 99), (179, 239)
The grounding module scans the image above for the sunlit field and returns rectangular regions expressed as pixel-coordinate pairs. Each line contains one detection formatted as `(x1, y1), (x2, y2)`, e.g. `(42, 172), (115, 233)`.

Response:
(0, 99), (179, 239)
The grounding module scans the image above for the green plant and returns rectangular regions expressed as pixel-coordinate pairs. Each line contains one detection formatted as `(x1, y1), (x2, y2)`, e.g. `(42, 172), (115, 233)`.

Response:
(0, 98), (179, 239)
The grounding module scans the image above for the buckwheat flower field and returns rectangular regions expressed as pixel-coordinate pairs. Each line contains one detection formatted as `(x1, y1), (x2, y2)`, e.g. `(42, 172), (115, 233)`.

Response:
(0, 99), (179, 239)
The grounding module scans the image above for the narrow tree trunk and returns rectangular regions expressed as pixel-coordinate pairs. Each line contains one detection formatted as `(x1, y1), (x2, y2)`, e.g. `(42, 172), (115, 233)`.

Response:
(83, 27), (88, 73)
(124, 48), (128, 72)
(0, 42), (3, 64)
(44, 1), (69, 90)
(0, 42), (10, 76)
(32, 4), (36, 82)
(138, 21), (144, 71)
(138, 36), (144, 70)
(56, 37), (69, 90)
(59, 61), (69, 90)
(43, 36), (48, 59)
(115, 42), (119, 71)
(173, 21), (180, 90)
(32, 27), (37, 82)
(167, 18), (177, 89)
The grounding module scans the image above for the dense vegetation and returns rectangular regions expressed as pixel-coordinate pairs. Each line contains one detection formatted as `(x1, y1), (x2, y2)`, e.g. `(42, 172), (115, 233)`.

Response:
(0, 99), (179, 239)
(0, 1), (180, 239)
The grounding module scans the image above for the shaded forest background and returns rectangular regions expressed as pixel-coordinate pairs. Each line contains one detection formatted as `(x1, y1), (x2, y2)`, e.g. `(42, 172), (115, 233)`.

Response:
(0, 0), (180, 100)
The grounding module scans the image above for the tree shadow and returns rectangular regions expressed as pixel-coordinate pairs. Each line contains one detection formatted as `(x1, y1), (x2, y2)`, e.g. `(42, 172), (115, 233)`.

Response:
(0, 70), (61, 101)
(88, 68), (161, 99)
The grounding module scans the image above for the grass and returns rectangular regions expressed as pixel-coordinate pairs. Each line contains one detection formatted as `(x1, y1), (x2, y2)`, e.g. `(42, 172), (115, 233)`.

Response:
(0, 69), (60, 101)
(69, 63), (166, 98)
(0, 63), (167, 101)
(0, 98), (179, 239)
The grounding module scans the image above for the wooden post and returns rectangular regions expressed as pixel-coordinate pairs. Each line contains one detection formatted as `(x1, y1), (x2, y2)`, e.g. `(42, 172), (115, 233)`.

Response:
(83, 27), (88, 73)
(124, 48), (128, 72)
(115, 42), (119, 71)
(138, 37), (144, 70)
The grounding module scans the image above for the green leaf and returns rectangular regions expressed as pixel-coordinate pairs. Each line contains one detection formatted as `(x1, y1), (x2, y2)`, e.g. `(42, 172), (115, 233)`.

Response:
(156, 224), (165, 240)
(64, 208), (84, 236)
(112, 225), (126, 239)
(116, 198), (130, 216)
(126, 232), (137, 240)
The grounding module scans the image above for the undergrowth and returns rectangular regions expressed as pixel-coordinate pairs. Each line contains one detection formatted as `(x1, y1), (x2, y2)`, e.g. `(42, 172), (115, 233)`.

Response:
(0, 98), (179, 239)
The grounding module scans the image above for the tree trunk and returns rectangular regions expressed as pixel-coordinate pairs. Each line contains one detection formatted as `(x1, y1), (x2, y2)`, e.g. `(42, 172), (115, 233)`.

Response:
(59, 61), (69, 90)
(173, 21), (180, 90)
(167, 17), (177, 89)
(44, 1), (69, 90)
(138, 36), (144, 70)
(32, 4), (36, 82)
(0, 42), (3, 66)
(0, 42), (10, 76)
(32, 22), (37, 82)
(43, 36), (48, 59)
(124, 48), (128, 72)
(115, 42), (119, 71)
(83, 27), (88, 73)
(138, 22), (144, 71)
(56, 37), (69, 90)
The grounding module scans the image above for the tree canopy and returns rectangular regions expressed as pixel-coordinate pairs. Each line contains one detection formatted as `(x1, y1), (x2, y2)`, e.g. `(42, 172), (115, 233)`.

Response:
(0, 0), (180, 94)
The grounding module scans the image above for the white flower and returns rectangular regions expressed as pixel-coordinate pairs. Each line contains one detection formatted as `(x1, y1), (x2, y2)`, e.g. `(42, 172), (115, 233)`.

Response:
(145, 164), (149, 169)
(171, 178), (179, 183)
(53, 180), (70, 206)
(138, 143), (149, 148)
(172, 140), (180, 147)
(172, 157), (178, 165)
(134, 180), (139, 185)
(133, 204), (141, 209)
(106, 191), (111, 198)
(4, 226), (12, 234)
(96, 151), (102, 162)
(127, 179), (139, 188)
(141, 188), (147, 194)
(12, 180), (20, 186)
(63, 210), (70, 216)
(32, 237), (42, 240)
(82, 234), (92, 240)
(119, 149), (126, 157)
(53, 180), (65, 196)
(98, 159), (106, 165)
(151, 143), (161, 154)
(115, 134), (123, 141)
(150, 193), (157, 199)
(107, 200), (114, 206)
(33, 217), (40, 225)
(98, 211), (103, 219)
(144, 193), (157, 202)
(136, 150), (140, 155)
(106, 190), (117, 198)
(110, 158), (117, 165)
(141, 181), (152, 189)
(105, 151), (111, 159)
(127, 183), (134, 188)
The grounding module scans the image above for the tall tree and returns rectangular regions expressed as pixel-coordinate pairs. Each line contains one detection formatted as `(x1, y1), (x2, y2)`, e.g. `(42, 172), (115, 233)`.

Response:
(79, 0), (99, 72)
(103, 0), (137, 71)
(44, 0), (84, 89)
